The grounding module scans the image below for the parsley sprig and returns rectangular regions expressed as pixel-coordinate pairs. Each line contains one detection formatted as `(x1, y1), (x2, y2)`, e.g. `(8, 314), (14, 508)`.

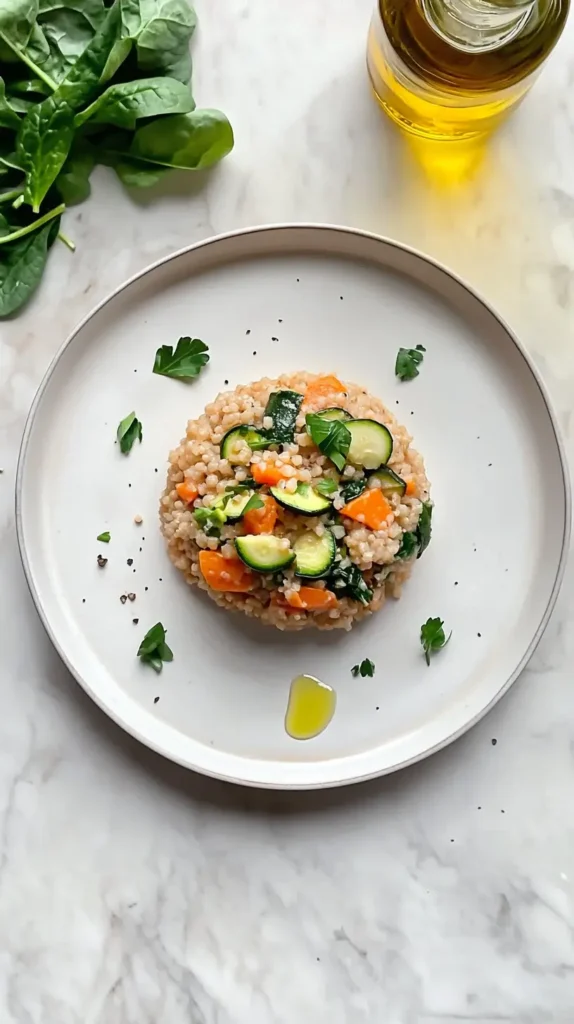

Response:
(117, 411), (142, 454)
(352, 658), (375, 678)
(420, 617), (451, 666)
(153, 338), (209, 381)
(395, 345), (426, 382)
(137, 623), (173, 674)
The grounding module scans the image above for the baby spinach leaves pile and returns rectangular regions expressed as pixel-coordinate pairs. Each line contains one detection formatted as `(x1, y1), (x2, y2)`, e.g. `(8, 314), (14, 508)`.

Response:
(0, 0), (234, 316)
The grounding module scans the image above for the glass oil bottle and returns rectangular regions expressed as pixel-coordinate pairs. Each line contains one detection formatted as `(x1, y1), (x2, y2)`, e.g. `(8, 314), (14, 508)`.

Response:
(367, 0), (569, 142)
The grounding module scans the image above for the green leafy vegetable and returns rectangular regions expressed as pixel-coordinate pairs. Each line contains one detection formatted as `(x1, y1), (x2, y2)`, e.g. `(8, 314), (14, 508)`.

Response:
(117, 410), (142, 453)
(306, 413), (351, 472)
(328, 561), (373, 606)
(108, 155), (169, 188)
(340, 478), (366, 504)
(351, 658), (375, 678)
(55, 138), (94, 204)
(137, 621), (173, 673)
(97, 530), (110, 542)
(263, 390), (303, 444)
(194, 504), (226, 536)
(397, 530), (418, 560)
(128, 0), (197, 84)
(241, 493), (264, 515)
(17, 96), (75, 211)
(153, 336), (209, 380)
(128, 109), (233, 170)
(395, 344), (425, 382)
(0, 217), (58, 315)
(315, 477), (338, 496)
(0, 0), (233, 317)
(75, 75), (194, 130)
(420, 617), (451, 666)
(0, 78), (21, 129)
(417, 501), (433, 558)
(0, 201), (64, 244)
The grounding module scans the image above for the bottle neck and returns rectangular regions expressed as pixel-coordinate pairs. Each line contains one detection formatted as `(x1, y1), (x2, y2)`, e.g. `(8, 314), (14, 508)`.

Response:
(420, 0), (539, 51)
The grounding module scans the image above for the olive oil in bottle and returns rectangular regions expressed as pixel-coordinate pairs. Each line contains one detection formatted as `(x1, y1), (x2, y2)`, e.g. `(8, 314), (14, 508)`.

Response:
(367, 0), (569, 142)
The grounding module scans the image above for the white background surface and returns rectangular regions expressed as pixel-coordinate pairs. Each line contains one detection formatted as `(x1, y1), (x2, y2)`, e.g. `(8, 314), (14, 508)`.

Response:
(2, 0), (574, 1019)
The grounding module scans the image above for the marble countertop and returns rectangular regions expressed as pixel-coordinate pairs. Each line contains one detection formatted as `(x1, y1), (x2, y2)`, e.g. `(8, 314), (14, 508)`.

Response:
(2, 0), (574, 1020)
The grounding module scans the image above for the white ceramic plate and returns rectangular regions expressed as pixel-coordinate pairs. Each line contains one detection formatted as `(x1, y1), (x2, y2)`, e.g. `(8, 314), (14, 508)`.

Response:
(17, 225), (570, 789)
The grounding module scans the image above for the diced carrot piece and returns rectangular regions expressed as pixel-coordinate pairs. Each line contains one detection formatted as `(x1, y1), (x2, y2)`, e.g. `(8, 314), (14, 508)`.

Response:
(251, 462), (288, 486)
(176, 480), (199, 504)
(199, 550), (254, 592)
(304, 374), (346, 402)
(342, 488), (393, 531)
(243, 494), (278, 535)
(405, 480), (417, 496)
(285, 587), (338, 611)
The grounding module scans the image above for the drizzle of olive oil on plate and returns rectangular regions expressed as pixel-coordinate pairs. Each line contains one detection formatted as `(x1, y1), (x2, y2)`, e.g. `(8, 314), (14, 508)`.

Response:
(285, 675), (336, 740)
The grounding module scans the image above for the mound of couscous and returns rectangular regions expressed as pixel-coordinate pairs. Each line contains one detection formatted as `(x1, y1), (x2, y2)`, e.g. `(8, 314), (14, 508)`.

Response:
(160, 372), (432, 630)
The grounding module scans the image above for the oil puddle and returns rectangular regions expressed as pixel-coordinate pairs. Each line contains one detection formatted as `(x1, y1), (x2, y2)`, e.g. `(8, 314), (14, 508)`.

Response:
(285, 674), (336, 740)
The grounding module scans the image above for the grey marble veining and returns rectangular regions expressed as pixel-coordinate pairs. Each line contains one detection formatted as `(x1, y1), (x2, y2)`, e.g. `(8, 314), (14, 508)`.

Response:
(1, 1), (574, 1020)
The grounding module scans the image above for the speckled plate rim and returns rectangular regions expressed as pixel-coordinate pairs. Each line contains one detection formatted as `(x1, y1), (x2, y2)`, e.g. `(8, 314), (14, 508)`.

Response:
(16, 223), (572, 789)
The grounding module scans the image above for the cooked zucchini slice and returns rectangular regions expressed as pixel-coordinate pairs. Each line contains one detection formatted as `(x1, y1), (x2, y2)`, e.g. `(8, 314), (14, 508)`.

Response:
(370, 466), (406, 497)
(223, 491), (254, 521)
(220, 425), (268, 463)
(270, 482), (331, 516)
(235, 535), (294, 572)
(294, 530), (336, 578)
(319, 407), (352, 422)
(346, 419), (393, 471)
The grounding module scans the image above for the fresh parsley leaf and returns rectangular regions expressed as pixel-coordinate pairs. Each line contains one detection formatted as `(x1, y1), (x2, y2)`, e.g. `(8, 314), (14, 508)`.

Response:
(420, 617), (451, 666)
(153, 337), (209, 380)
(351, 658), (375, 678)
(416, 344), (426, 352)
(397, 530), (418, 559)
(137, 622), (173, 673)
(263, 390), (303, 443)
(329, 562), (373, 605)
(117, 411), (142, 453)
(241, 493), (264, 515)
(417, 501), (433, 558)
(395, 346), (425, 381)
(341, 478), (367, 503)
(306, 413), (351, 471)
(315, 477), (338, 496)
(97, 531), (111, 543)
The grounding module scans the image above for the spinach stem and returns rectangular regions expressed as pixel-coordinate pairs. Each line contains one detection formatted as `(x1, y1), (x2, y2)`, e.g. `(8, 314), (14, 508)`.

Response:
(0, 189), (23, 205)
(12, 194), (24, 209)
(58, 230), (75, 251)
(0, 32), (58, 92)
(0, 203), (65, 245)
